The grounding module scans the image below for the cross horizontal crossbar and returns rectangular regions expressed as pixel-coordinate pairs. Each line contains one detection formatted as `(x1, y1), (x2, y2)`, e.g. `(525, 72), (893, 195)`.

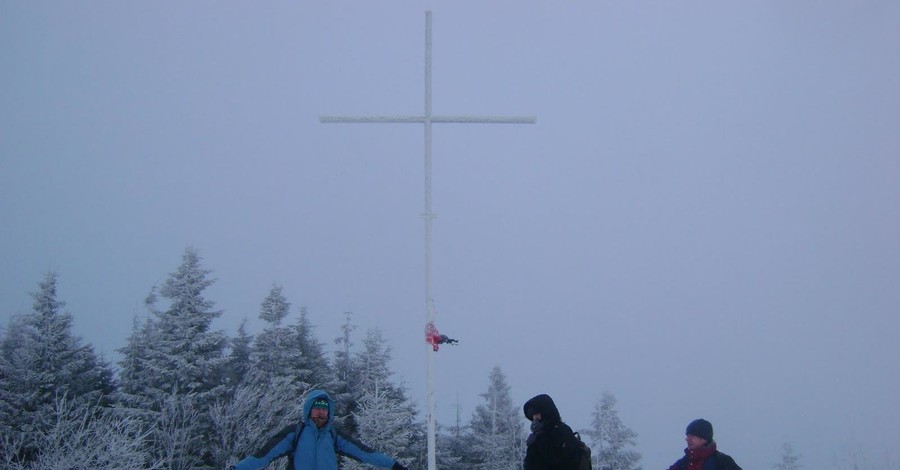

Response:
(320, 115), (537, 124)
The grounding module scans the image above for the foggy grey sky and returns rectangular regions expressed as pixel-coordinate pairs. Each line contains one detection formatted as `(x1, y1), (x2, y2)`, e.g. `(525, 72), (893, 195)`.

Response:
(2, 2), (898, 469)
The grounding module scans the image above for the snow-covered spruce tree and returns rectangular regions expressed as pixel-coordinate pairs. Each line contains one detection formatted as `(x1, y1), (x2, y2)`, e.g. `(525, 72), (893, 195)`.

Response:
(0, 319), (29, 445)
(464, 366), (524, 470)
(331, 311), (360, 435)
(223, 319), (253, 388)
(344, 380), (418, 470)
(114, 310), (159, 420)
(115, 248), (228, 467)
(342, 328), (423, 463)
(355, 328), (404, 399)
(774, 443), (801, 470)
(153, 391), (203, 470)
(247, 284), (310, 395)
(208, 376), (301, 469)
(206, 285), (314, 468)
(10, 395), (157, 470)
(0, 272), (115, 466)
(292, 305), (337, 392)
(133, 248), (228, 401)
(435, 401), (467, 469)
(584, 391), (641, 470)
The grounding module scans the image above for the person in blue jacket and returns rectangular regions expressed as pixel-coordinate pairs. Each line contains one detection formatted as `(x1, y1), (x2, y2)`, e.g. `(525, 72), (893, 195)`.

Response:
(231, 389), (409, 470)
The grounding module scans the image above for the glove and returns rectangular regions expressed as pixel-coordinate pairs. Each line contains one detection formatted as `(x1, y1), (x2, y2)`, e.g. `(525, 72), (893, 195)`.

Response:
(392, 462), (409, 470)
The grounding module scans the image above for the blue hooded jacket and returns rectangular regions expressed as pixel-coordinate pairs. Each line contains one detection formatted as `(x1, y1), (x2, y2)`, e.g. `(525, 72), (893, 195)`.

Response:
(233, 389), (398, 470)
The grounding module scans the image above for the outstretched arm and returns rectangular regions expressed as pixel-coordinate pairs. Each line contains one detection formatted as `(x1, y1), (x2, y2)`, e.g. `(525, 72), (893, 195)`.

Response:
(334, 433), (407, 469)
(231, 424), (296, 470)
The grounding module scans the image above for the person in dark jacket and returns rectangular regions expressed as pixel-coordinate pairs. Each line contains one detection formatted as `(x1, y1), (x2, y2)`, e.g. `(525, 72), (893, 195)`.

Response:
(231, 389), (409, 470)
(523, 394), (581, 470)
(667, 418), (742, 470)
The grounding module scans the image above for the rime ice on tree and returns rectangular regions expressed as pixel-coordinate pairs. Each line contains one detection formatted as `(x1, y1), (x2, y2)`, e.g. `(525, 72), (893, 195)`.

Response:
(320, 11), (535, 470)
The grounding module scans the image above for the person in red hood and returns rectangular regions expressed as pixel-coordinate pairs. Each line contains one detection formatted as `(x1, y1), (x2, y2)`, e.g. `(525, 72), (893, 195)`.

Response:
(667, 419), (742, 470)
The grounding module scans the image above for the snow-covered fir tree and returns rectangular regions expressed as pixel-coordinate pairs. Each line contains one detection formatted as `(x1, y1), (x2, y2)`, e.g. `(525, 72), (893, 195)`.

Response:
(152, 392), (204, 470)
(464, 366), (524, 470)
(584, 391), (641, 470)
(331, 311), (360, 434)
(115, 247), (228, 467)
(774, 443), (801, 470)
(436, 399), (467, 469)
(258, 283), (290, 325)
(223, 319), (253, 388)
(135, 248), (227, 400)
(1, 395), (156, 470)
(292, 305), (335, 391)
(337, 327), (422, 469)
(332, 311), (357, 385)
(114, 309), (159, 417)
(248, 284), (310, 396)
(355, 328), (400, 396)
(208, 376), (302, 469)
(0, 272), (115, 466)
(0, 319), (28, 439)
(207, 284), (317, 468)
(345, 381), (418, 470)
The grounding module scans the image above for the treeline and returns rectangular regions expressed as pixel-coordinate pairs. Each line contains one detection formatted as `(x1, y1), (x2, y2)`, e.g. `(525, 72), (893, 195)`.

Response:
(0, 247), (642, 470)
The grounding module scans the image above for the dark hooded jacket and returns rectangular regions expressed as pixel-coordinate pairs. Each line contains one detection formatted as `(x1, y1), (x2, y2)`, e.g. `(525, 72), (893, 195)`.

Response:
(523, 394), (581, 470)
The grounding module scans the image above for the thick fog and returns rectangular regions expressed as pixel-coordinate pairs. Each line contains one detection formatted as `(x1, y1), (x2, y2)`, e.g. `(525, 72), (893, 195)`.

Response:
(2, 2), (898, 469)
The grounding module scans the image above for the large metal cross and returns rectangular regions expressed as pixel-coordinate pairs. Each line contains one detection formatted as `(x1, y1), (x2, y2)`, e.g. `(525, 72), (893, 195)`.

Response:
(320, 11), (535, 470)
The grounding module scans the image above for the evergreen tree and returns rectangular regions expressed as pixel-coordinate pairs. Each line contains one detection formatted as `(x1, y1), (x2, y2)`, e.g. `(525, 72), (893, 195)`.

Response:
(345, 382), (417, 470)
(435, 400), (466, 469)
(224, 320), (253, 389)
(244, 285), (313, 420)
(3, 395), (156, 470)
(584, 391), (641, 470)
(332, 311), (357, 386)
(347, 327), (409, 434)
(114, 310), (158, 417)
(331, 311), (359, 434)
(342, 327), (420, 469)
(208, 377), (301, 469)
(0, 319), (28, 437)
(258, 283), (290, 325)
(356, 328), (401, 397)
(118, 248), (227, 404)
(210, 287), (336, 468)
(464, 366), (523, 470)
(115, 247), (228, 467)
(0, 272), (115, 465)
(292, 306), (334, 391)
(250, 284), (305, 388)
(152, 248), (227, 399)
(774, 443), (801, 470)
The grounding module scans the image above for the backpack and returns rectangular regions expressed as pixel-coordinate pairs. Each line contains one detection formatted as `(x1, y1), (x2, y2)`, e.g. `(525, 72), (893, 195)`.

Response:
(572, 432), (592, 470)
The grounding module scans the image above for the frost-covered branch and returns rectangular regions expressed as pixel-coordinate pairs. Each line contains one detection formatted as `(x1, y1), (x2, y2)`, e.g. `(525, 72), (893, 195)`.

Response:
(208, 377), (305, 468)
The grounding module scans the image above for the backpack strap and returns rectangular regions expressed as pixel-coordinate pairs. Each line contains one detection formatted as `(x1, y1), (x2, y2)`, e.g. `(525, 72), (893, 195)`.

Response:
(291, 422), (306, 454)
(287, 421), (341, 466)
(285, 421), (306, 469)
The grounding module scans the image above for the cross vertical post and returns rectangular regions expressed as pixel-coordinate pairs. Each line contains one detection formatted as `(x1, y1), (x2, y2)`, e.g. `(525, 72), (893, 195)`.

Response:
(320, 11), (535, 470)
